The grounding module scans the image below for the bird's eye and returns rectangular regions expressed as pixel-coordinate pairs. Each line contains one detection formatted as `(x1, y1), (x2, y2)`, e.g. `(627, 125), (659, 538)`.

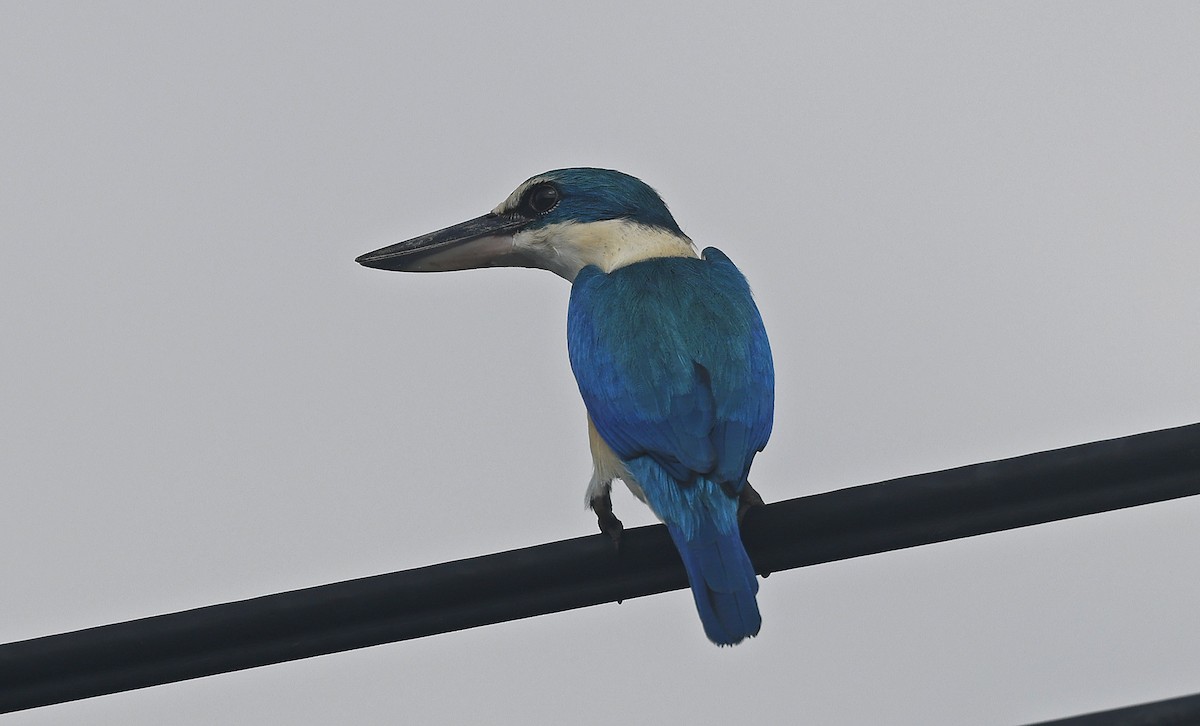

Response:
(525, 184), (560, 215)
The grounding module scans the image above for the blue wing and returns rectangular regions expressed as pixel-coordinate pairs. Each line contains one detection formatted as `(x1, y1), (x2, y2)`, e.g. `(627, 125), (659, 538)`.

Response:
(567, 247), (774, 492)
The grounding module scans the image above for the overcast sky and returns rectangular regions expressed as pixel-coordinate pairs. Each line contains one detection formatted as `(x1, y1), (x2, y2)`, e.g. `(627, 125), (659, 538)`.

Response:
(3, 3), (1199, 724)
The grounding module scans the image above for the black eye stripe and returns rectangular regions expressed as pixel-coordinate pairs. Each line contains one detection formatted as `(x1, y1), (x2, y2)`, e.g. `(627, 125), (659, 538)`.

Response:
(523, 183), (560, 216)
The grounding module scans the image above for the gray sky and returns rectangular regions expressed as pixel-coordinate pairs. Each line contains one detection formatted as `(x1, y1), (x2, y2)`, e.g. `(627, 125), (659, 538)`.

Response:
(3, 3), (1199, 724)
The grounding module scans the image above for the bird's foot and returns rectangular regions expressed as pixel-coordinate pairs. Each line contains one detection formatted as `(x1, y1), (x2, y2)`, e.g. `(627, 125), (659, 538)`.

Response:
(597, 511), (624, 550)
(738, 481), (766, 523)
(591, 492), (624, 550)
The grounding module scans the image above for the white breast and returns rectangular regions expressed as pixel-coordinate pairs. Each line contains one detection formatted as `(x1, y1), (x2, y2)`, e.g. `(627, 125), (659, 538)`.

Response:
(585, 414), (646, 505)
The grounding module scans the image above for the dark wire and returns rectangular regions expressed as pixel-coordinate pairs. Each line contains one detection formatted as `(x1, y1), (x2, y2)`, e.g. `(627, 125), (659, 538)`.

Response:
(2, 423), (1198, 714)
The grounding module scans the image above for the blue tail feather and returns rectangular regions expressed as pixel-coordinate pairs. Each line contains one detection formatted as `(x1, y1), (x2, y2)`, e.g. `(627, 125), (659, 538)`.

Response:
(627, 458), (762, 645)
(667, 517), (761, 646)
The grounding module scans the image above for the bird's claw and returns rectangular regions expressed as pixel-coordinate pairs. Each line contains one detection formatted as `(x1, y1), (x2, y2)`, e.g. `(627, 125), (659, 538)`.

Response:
(737, 481), (765, 523)
(597, 511), (624, 550)
(591, 491), (624, 551)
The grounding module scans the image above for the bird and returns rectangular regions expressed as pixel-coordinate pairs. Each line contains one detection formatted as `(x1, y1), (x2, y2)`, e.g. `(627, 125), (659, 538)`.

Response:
(356, 168), (774, 645)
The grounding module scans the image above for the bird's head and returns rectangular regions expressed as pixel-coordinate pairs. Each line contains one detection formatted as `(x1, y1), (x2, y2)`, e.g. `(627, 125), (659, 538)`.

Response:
(356, 168), (696, 281)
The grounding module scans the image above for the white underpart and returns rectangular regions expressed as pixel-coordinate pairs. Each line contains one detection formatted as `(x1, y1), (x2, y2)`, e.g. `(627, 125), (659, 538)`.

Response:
(510, 218), (698, 282)
(585, 415), (646, 507)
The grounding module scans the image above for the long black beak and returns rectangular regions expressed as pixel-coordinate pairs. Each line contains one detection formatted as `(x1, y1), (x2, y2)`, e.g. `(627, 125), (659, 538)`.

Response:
(355, 214), (532, 272)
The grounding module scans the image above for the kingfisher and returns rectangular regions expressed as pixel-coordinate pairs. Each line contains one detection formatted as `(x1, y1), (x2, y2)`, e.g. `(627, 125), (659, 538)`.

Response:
(356, 168), (774, 646)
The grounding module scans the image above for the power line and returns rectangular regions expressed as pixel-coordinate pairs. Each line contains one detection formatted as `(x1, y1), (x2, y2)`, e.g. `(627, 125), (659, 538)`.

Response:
(1023, 691), (1200, 725)
(1, 422), (1198, 714)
